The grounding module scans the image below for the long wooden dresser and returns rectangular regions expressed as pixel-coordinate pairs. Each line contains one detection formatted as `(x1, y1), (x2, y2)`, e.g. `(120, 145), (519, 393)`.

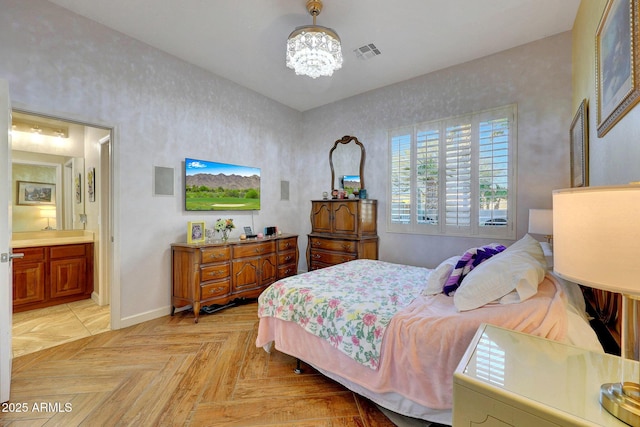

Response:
(307, 199), (378, 271)
(171, 234), (298, 323)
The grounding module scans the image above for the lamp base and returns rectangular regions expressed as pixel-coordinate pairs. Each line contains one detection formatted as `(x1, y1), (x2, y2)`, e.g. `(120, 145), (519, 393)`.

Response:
(601, 382), (640, 426)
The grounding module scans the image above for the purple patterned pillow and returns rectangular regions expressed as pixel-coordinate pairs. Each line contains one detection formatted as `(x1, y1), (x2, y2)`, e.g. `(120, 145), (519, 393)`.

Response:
(442, 244), (507, 296)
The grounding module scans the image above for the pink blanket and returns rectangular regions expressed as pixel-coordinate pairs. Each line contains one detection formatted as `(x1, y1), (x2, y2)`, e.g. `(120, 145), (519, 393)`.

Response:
(256, 274), (567, 410)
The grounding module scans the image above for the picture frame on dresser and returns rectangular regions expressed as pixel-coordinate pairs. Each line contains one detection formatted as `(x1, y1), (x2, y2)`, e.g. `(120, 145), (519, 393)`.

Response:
(187, 221), (206, 244)
(596, 0), (640, 137)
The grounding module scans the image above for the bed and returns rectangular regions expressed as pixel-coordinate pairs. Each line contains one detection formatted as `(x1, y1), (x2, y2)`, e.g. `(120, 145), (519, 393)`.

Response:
(255, 235), (603, 425)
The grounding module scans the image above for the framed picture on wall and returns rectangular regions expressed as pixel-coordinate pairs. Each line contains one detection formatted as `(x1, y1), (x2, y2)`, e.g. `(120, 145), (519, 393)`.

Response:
(75, 173), (82, 204)
(16, 181), (56, 205)
(596, 0), (640, 137)
(87, 167), (95, 202)
(570, 99), (589, 188)
(187, 221), (206, 244)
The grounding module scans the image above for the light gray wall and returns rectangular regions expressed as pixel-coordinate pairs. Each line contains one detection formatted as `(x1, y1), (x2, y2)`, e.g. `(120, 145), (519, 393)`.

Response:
(1, 0), (574, 325)
(0, 0), (302, 322)
(299, 32), (573, 269)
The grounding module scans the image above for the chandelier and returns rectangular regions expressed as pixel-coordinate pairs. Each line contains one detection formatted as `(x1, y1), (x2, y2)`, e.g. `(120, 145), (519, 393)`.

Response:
(286, 0), (343, 79)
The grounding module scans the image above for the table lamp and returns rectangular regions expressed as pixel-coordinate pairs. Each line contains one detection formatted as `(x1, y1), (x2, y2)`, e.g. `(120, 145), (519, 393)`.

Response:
(40, 208), (56, 230)
(553, 185), (640, 426)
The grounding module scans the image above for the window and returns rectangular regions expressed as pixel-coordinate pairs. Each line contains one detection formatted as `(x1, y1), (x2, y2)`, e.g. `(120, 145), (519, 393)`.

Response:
(389, 105), (516, 239)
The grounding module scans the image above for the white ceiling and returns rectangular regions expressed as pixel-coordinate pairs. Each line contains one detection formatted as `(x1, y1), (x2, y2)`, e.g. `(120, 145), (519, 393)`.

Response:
(46, 0), (581, 112)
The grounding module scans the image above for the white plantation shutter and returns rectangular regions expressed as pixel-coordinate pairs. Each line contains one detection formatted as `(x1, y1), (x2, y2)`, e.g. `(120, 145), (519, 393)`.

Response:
(445, 122), (472, 229)
(390, 132), (412, 224)
(478, 116), (509, 228)
(388, 105), (515, 238)
(416, 128), (439, 225)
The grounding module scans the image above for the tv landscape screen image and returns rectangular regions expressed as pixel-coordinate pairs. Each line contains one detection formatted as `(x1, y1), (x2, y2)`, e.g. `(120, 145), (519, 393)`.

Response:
(185, 158), (261, 211)
(341, 175), (361, 192)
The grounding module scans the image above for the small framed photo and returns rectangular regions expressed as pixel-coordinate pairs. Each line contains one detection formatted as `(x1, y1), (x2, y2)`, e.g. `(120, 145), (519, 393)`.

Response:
(17, 181), (56, 205)
(187, 221), (206, 244)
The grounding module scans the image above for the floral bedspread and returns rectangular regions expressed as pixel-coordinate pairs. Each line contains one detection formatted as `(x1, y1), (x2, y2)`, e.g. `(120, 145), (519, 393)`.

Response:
(257, 259), (430, 369)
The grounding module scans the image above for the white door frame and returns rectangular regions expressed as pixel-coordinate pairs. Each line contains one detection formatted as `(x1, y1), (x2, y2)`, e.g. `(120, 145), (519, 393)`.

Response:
(1, 80), (13, 402)
(11, 108), (121, 331)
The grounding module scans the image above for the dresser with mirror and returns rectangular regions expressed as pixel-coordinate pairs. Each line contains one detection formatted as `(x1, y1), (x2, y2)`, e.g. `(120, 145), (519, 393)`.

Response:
(307, 136), (378, 271)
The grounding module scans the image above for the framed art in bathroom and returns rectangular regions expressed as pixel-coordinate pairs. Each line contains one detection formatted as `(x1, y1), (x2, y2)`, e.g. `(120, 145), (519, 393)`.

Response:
(16, 181), (56, 206)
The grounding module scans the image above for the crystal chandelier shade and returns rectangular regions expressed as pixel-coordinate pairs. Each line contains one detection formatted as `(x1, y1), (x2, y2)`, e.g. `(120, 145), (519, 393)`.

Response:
(286, 0), (343, 79)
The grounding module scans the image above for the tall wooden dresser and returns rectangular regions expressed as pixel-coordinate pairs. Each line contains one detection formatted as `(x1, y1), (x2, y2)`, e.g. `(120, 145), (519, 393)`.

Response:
(171, 234), (298, 323)
(307, 199), (378, 271)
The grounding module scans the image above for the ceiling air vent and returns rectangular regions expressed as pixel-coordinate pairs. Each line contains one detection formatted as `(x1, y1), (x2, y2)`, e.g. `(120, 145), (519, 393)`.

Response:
(354, 43), (381, 60)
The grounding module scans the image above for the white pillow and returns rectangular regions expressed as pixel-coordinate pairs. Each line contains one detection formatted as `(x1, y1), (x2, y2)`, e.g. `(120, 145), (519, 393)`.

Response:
(501, 233), (547, 270)
(453, 249), (545, 311)
(422, 256), (458, 295)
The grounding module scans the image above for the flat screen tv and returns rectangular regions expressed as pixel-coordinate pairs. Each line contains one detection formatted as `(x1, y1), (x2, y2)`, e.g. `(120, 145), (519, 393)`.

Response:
(185, 158), (260, 211)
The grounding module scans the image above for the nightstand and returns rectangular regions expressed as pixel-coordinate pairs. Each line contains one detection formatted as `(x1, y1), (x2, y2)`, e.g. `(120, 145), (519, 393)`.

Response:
(453, 324), (635, 426)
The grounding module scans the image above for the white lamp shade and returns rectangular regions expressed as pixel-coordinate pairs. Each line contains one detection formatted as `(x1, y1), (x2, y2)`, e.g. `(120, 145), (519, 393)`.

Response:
(553, 185), (640, 295)
(528, 209), (553, 235)
(40, 209), (56, 219)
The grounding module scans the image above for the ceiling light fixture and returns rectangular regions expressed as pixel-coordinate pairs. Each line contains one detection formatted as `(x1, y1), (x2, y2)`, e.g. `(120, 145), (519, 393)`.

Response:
(286, 0), (343, 79)
(12, 119), (68, 138)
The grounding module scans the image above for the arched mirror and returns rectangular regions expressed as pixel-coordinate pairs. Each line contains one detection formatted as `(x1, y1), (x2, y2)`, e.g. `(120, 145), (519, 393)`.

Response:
(329, 135), (365, 193)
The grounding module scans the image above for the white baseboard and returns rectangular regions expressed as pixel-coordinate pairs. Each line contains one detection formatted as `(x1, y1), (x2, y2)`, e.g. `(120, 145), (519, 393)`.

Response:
(118, 305), (173, 329)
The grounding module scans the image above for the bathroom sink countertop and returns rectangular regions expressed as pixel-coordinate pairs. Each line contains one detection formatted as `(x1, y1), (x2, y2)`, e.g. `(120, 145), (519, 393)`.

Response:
(11, 230), (95, 248)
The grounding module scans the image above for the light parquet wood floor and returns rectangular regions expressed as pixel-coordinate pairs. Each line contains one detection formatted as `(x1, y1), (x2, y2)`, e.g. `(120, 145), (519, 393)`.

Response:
(1, 301), (400, 426)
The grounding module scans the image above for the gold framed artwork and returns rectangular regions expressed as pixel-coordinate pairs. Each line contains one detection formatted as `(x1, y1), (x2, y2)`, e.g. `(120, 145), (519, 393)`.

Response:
(187, 221), (206, 244)
(16, 181), (56, 205)
(596, 0), (640, 137)
(570, 99), (589, 188)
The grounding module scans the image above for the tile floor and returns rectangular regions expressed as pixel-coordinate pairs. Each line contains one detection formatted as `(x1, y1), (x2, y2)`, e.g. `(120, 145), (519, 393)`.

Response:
(12, 299), (111, 358)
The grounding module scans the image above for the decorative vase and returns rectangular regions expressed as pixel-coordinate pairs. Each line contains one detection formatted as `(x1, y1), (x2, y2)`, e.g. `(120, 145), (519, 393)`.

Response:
(221, 229), (230, 242)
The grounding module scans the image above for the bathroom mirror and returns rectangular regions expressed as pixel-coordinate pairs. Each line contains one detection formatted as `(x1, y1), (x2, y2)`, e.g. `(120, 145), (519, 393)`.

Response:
(330, 135), (365, 192)
(12, 155), (86, 232)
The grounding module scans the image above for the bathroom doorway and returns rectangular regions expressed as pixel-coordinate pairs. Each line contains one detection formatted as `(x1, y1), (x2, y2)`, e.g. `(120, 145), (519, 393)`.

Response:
(10, 110), (115, 355)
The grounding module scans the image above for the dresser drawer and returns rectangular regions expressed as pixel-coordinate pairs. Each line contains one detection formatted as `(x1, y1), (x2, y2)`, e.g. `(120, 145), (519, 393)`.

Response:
(309, 237), (356, 253)
(200, 263), (230, 283)
(277, 237), (297, 251)
(277, 250), (296, 266)
(200, 280), (230, 300)
(277, 264), (297, 279)
(201, 246), (230, 263)
(309, 249), (356, 265)
(233, 241), (276, 258)
(309, 260), (331, 271)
